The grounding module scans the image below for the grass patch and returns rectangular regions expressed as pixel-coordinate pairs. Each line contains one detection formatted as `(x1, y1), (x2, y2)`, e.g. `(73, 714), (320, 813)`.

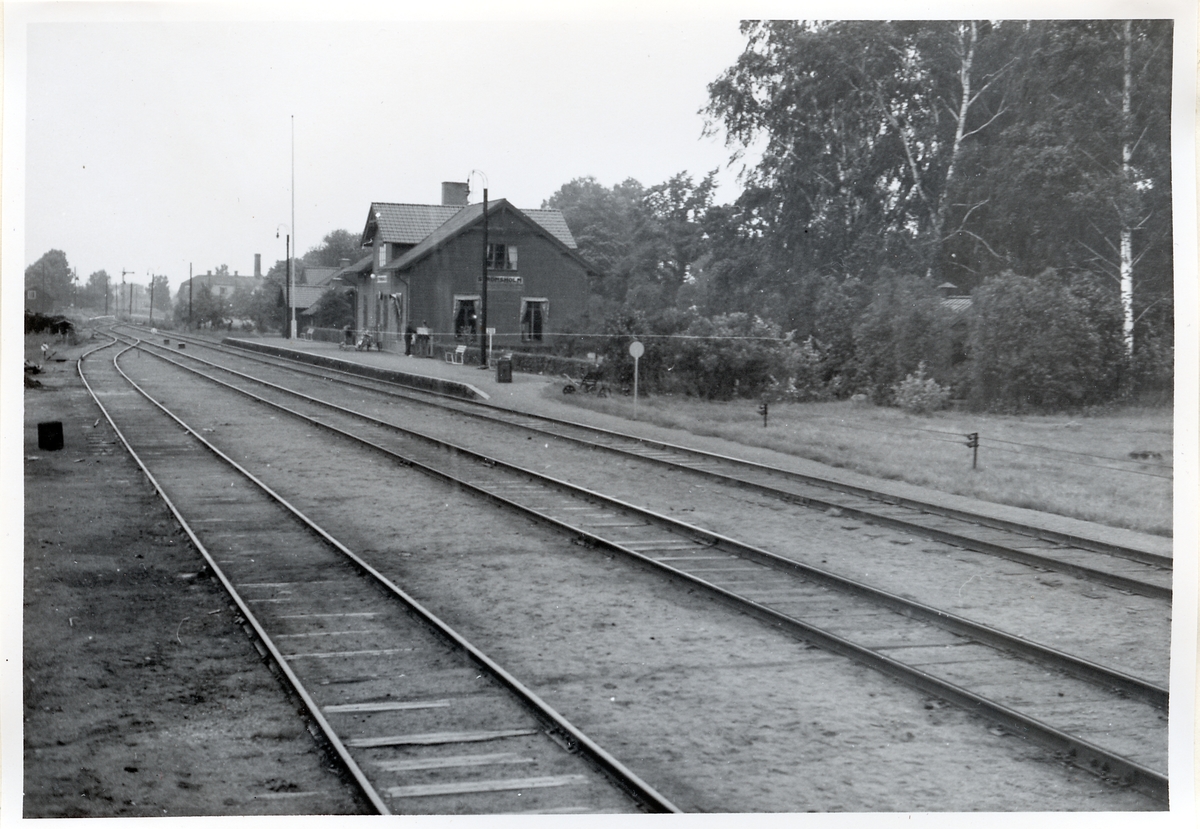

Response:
(554, 391), (1172, 536)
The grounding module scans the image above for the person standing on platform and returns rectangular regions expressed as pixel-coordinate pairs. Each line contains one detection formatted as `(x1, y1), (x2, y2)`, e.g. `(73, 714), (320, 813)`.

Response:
(404, 323), (415, 356)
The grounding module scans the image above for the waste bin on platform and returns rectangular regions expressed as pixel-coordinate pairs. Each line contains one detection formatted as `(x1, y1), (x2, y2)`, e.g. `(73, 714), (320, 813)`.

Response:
(495, 355), (513, 383)
(38, 421), (63, 451)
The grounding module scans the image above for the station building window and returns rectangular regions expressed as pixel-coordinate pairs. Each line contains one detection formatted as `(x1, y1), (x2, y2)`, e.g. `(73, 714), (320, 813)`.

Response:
(486, 243), (518, 271)
(453, 295), (479, 339)
(520, 298), (548, 342)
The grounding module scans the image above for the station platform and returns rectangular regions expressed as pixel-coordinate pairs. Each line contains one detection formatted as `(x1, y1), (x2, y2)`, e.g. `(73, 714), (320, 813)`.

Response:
(222, 335), (557, 410)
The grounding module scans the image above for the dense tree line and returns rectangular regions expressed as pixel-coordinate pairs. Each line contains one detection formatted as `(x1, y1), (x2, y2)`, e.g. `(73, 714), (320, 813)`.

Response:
(28, 21), (1174, 413)
(546, 19), (1173, 411)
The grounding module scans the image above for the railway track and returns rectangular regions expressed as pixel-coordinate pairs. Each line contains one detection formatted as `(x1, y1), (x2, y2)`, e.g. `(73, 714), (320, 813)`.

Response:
(144, 328), (1171, 601)
(111, 330), (1171, 803)
(79, 335), (678, 815)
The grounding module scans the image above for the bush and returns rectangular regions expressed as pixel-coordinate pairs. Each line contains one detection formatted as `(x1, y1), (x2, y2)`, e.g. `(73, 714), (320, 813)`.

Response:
(595, 308), (820, 401)
(892, 362), (952, 413)
(853, 270), (956, 402)
(765, 336), (831, 402)
(967, 270), (1124, 412)
(1129, 298), (1173, 401)
(24, 312), (74, 337)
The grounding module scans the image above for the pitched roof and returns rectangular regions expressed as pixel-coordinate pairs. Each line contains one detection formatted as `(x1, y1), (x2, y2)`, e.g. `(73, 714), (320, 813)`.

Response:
(521, 209), (577, 248)
(330, 253), (374, 283)
(381, 199), (591, 275)
(292, 284), (330, 313)
(364, 203), (465, 246)
(304, 266), (339, 287)
(363, 201), (578, 250)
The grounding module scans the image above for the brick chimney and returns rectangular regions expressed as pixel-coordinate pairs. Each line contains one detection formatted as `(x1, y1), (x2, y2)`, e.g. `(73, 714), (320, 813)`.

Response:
(254, 254), (261, 278)
(442, 181), (469, 206)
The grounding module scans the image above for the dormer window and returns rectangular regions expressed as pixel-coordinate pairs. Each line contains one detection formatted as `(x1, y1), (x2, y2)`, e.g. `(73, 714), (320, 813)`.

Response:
(486, 243), (517, 271)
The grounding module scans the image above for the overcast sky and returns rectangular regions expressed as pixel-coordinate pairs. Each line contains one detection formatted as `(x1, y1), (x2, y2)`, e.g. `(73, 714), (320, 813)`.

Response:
(8, 0), (1197, 301)
(16, 5), (765, 293)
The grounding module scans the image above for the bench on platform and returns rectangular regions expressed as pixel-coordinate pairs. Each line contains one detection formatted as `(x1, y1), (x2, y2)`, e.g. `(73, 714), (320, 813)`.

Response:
(446, 345), (467, 365)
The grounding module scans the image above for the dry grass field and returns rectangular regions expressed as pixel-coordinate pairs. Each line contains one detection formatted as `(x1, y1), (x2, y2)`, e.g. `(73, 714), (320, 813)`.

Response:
(560, 392), (1173, 537)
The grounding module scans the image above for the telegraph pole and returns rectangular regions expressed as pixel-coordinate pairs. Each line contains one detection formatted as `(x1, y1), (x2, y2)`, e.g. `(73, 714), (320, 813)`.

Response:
(121, 269), (134, 319)
(480, 187), (489, 368)
(468, 170), (490, 369)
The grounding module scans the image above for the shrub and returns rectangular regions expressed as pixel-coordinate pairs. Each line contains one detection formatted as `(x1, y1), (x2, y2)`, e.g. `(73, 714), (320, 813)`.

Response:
(853, 270), (956, 402)
(1129, 298), (1173, 401)
(892, 362), (952, 413)
(598, 308), (814, 400)
(766, 336), (830, 402)
(967, 270), (1124, 412)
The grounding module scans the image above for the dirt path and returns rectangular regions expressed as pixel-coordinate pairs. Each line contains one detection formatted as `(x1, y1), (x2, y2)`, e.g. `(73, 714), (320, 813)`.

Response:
(21, 339), (365, 817)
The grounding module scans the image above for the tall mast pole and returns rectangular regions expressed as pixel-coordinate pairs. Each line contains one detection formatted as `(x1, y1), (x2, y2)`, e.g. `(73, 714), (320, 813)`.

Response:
(290, 114), (296, 339)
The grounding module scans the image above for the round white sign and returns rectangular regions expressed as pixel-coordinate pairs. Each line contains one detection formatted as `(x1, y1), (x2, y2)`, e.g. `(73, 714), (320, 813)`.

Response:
(629, 340), (645, 359)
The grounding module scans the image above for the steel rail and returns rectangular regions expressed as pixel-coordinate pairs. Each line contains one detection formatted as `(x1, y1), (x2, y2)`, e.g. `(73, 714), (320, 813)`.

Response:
(118, 335), (1169, 802)
(152, 330), (1171, 586)
(78, 336), (392, 814)
(99, 334), (681, 815)
(120, 334), (1167, 705)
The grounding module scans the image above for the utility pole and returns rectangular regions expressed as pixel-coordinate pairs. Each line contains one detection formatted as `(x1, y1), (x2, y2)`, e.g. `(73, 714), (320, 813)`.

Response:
(121, 269), (134, 319)
(480, 186), (489, 368)
(189, 263), (193, 329)
(468, 170), (490, 369)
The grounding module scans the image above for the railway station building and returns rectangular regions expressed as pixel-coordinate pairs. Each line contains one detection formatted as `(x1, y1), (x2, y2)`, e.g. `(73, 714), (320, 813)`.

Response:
(339, 182), (595, 358)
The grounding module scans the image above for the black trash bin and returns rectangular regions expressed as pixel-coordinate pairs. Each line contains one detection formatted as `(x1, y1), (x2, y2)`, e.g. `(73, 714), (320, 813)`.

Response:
(38, 421), (63, 451)
(495, 356), (513, 383)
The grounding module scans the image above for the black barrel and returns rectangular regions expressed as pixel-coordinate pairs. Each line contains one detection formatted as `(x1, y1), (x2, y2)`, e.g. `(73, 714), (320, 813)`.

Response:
(37, 421), (63, 451)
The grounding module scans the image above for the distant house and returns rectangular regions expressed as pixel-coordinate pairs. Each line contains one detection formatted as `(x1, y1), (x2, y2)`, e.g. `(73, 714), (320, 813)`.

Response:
(342, 182), (595, 355)
(293, 284), (334, 331)
(938, 282), (972, 315)
(24, 285), (57, 314)
(938, 282), (972, 367)
(303, 266), (339, 288)
(179, 269), (262, 300)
